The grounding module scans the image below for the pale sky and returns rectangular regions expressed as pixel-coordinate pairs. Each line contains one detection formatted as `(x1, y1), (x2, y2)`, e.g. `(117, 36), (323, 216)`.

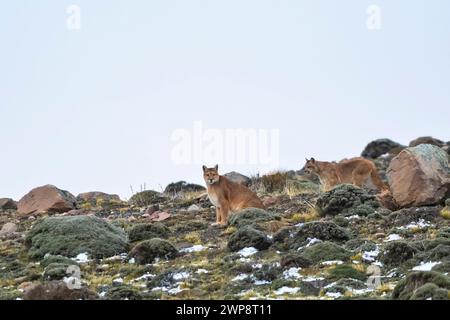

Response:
(1, 1), (449, 200)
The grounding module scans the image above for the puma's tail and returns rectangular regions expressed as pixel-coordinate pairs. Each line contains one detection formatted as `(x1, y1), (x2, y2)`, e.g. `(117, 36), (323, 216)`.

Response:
(370, 168), (389, 192)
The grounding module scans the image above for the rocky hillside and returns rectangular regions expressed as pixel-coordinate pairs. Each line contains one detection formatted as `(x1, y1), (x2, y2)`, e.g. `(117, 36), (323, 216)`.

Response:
(1, 136), (450, 300)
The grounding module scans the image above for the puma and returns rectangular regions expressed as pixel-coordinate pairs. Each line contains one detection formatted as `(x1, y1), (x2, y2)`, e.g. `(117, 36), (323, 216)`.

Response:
(203, 165), (264, 225)
(303, 157), (388, 191)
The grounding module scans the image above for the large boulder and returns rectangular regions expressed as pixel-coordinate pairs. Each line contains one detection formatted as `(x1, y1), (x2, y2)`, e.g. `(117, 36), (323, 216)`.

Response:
(361, 138), (405, 159)
(127, 223), (171, 242)
(128, 190), (166, 207)
(224, 172), (251, 186)
(409, 136), (445, 148)
(129, 238), (177, 264)
(387, 144), (450, 207)
(76, 192), (121, 203)
(227, 226), (272, 251)
(392, 271), (450, 300)
(163, 181), (205, 194)
(25, 216), (128, 259)
(18, 185), (77, 215)
(0, 198), (17, 210)
(315, 184), (380, 217)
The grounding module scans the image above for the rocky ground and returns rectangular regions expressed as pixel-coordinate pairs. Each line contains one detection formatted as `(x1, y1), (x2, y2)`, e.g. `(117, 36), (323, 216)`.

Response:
(1, 136), (450, 300)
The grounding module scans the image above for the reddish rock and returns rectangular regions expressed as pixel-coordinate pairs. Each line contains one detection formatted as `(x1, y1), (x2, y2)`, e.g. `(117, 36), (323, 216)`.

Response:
(262, 196), (278, 207)
(143, 211), (171, 222)
(387, 144), (450, 207)
(18, 185), (77, 215)
(23, 281), (98, 300)
(144, 204), (159, 215)
(0, 198), (17, 210)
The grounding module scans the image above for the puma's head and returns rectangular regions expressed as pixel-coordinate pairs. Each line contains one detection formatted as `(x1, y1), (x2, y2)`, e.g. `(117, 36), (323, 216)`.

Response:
(203, 165), (220, 185)
(303, 158), (319, 175)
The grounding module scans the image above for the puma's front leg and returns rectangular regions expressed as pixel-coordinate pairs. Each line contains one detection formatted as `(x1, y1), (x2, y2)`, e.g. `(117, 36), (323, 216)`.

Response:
(219, 202), (230, 226)
(216, 207), (222, 224)
(211, 207), (222, 226)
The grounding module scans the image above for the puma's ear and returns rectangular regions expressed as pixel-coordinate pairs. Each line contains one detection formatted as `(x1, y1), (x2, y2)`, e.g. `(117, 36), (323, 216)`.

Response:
(305, 158), (309, 162)
(202, 165), (207, 172)
(311, 157), (316, 163)
(214, 164), (218, 171)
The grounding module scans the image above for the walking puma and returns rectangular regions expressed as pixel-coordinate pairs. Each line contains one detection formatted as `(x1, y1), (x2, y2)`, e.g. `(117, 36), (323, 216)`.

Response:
(203, 165), (264, 225)
(302, 157), (388, 191)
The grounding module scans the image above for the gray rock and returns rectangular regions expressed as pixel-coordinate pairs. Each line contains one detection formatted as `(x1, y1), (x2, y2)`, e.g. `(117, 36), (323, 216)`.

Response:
(224, 171), (251, 186)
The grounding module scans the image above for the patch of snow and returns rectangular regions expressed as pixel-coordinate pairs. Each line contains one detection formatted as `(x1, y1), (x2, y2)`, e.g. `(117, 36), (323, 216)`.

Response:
(412, 261), (441, 271)
(252, 263), (262, 269)
(128, 258), (135, 264)
(321, 260), (343, 266)
(345, 215), (360, 220)
(295, 223), (304, 228)
(397, 219), (431, 231)
(325, 292), (342, 298)
(305, 237), (322, 247)
(283, 267), (302, 279)
(72, 252), (90, 263)
(274, 286), (300, 295)
(232, 274), (249, 282)
(351, 288), (374, 295)
(303, 276), (325, 282)
(196, 269), (209, 274)
(133, 273), (155, 281)
(362, 247), (380, 262)
(168, 286), (183, 295)
(238, 247), (258, 257)
(112, 278), (123, 284)
(254, 280), (271, 286)
(384, 234), (403, 242)
(173, 272), (190, 281)
(180, 245), (206, 253)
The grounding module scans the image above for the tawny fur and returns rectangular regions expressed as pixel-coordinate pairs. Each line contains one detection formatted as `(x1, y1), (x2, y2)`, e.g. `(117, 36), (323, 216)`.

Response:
(203, 165), (264, 225)
(303, 157), (389, 192)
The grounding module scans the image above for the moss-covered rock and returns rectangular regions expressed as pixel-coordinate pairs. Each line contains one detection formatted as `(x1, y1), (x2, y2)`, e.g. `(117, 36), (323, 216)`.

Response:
(40, 255), (78, 268)
(380, 241), (416, 267)
(228, 208), (279, 228)
(280, 253), (312, 268)
(129, 190), (166, 207)
(392, 271), (450, 300)
(104, 285), (143, 300)
(253, 264), (281, 282)
(299, 242), (353, 264)
(390, 206), (440, 227)
(43, 263), (73, 281)
(127, 223), (171, 242)
(164, 181), (205, 194)
(316, 184), (380, 217)
(25, 216), (128, 260)
(227, 226), (272, 252)
(292, 221), (351, 247)
(129, 238), (177, 264)
(344, 238), (377, 252)
(326, 264), (367, 282)
(432, 261), (450, 273)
